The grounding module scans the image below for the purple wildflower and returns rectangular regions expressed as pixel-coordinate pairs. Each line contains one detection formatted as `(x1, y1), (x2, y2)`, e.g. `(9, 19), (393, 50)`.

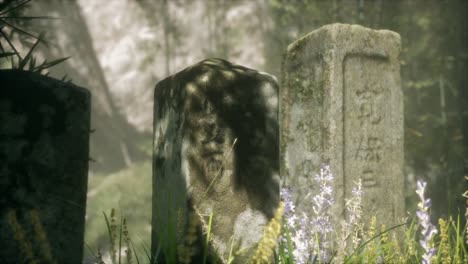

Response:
(281, 187), (296, 219)
(292, 214), (312, 264)
(280, 187), (309, 263)
(416, 180), (437, 264)
(309, 164), (334, 261)
(280, 164), (336, 263)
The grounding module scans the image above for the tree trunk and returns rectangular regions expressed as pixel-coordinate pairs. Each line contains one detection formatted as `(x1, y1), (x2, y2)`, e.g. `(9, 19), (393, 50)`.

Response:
(26, 0), (144, 172)
(162, 0), (171, 76)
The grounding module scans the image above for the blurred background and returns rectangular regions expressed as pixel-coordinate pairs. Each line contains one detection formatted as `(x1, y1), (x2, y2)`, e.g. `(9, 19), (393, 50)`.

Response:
(1, 0), (466, 262)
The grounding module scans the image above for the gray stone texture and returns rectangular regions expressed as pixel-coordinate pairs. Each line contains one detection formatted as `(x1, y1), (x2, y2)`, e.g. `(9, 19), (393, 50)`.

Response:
(152, 58), (280, 263)
(0, 70), (91, 264)
(281, 24), (404, 228)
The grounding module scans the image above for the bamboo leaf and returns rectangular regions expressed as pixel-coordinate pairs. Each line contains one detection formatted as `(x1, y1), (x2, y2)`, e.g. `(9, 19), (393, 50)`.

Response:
(0, 0), (32, 16)
(0, 27), (21, 61)
(42, 56), (70, 68)
(1, 16), (58, 20)
(0, 18), (46, 44)
(0, 0), (14, 12)
(28, 55), (36, 70)
(19, 33), (43, 70)
(33, 56), (70, 73)
(0, 31), (5, 52)
(0, 52), (15, 58)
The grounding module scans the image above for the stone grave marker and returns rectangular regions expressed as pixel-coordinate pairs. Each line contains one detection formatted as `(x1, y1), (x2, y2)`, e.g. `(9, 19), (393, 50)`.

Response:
(281, 24), (404, 228)
(152, 58), (280, 263)
(0, 70), (91, 264)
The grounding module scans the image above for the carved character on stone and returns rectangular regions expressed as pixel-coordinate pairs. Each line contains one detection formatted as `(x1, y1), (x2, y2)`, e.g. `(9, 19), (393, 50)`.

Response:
(355, 136), (383, 162)
(356, 85), (382, 125)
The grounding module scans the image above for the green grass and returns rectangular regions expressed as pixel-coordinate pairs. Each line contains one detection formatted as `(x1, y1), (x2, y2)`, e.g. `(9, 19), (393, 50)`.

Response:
(89, 204), (467, 264)
(272, 215), (467, 264)
(84, 161), (152, 263)
(84, 162), (467, 264)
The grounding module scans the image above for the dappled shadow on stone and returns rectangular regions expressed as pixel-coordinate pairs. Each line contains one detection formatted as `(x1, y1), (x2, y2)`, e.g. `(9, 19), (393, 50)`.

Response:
(152, 58), (279, 263)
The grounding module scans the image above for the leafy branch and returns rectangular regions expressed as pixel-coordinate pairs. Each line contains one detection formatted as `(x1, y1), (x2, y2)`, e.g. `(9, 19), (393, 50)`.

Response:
(0, 0), (68, 73)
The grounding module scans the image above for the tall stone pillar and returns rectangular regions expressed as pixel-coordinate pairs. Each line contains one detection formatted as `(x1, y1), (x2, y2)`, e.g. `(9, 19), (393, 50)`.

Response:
(281, 24), (404, 228)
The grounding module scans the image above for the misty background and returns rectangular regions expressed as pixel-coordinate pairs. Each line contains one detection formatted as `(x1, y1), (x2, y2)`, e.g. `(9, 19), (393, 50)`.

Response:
(2, 0), (466, 262)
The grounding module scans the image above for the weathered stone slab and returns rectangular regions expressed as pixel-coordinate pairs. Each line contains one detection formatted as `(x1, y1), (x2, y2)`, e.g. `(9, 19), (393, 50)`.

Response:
(281, 24), (404, 228)
(0, 70), (91, 263)
(152, 58), (280, 263)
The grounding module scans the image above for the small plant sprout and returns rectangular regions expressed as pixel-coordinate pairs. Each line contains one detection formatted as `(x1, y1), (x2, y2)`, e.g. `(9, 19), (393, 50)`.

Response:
(336, 179), (363, 262)
(346, 179), (364, 249)
(464, 176), (468, 246)
(415, 180), (438, 264)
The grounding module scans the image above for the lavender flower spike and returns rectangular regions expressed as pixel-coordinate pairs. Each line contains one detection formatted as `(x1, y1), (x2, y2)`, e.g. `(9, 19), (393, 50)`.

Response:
(309, 164), (335, 262)
(280, 187), (308, 264)
(280, 164), (336, 263)
(416, 180), (437, 264)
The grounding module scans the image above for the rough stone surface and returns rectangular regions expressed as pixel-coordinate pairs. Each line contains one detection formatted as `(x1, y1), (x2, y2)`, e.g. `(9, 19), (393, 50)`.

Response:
(151, 58), (280, 263)
(0, 70), (91, 264)
(281, 24), (404, 228)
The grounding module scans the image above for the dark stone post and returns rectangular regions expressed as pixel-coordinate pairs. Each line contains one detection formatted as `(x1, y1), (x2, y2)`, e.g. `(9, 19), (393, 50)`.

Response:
(0, 70), (91, 264)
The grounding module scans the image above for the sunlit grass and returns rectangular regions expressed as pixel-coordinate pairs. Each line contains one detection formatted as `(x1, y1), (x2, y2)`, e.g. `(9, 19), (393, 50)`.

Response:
(84, 161), (152, 263)
(86, 163), (467, 264)
(271, 173), (467, 264)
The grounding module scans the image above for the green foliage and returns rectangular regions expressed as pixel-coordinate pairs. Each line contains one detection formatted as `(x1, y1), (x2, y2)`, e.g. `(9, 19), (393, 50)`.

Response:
(87, 209), (141, 264)
(84, 161), (152, 263)
(271, 215), (466, 264)
(85, 172), (465, 264)
(89, 208), (219, 264)
(0, 0), (68, 73)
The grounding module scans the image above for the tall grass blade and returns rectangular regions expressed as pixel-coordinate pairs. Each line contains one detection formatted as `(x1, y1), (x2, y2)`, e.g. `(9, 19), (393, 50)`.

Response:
(103, 212), (113, 244)
(128, 238), (141, 264)
(226, 234), (236, 264)
(203, 211), (214, 264)
(199, 138), (237, 207)
(119, 216), (123, 264)
(136, 232), (155, 263)
(344, 222), (406, 262)
(85, 241), (99, 260)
